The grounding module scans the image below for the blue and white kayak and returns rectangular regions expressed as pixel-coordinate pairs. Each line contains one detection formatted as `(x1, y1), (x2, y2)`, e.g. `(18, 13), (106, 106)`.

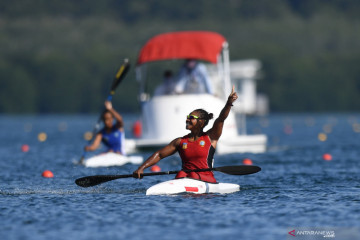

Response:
(146, 178), (240, 195)
(84, 152), (143, 168)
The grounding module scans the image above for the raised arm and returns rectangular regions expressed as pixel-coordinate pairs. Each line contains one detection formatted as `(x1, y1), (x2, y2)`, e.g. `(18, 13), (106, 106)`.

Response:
(105, 101), (124, 129)
(207, 86), (238, 144)
(133, 138), (181, 179)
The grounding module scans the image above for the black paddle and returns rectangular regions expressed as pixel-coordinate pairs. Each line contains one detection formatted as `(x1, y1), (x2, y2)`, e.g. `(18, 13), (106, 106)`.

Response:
(79, 59), (130, 164)
(75, 165), (261, 188)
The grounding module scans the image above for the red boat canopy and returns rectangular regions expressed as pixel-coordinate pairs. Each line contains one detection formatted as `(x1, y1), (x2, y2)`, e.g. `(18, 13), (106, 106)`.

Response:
(137, 31), (227, 65)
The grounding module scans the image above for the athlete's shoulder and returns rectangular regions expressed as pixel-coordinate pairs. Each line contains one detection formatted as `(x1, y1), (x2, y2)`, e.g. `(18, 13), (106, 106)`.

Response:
(99, 127), (106, 134)
(168, 137), (182, 149)
(180, 134), (191, 140)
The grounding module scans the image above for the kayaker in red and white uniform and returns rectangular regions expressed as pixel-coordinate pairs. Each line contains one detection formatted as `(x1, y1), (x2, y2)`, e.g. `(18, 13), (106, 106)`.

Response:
(133, 86), (238, 183)
(84, 101), (126, 155)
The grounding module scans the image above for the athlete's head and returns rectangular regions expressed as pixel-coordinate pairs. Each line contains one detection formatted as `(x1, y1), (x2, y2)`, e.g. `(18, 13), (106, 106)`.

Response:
(186, 109), (213, 130)
(102, 110), (114, 128)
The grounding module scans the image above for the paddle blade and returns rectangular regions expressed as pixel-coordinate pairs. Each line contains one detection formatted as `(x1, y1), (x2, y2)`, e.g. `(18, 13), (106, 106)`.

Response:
(75, 175), (130, 188)
(214, 165), (261, 175)
(75, 171), (178, 188)
(110, 59), (130, 92)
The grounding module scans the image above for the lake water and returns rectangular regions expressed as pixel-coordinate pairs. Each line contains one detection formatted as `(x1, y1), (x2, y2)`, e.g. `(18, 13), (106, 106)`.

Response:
(0, 113), (359, 240)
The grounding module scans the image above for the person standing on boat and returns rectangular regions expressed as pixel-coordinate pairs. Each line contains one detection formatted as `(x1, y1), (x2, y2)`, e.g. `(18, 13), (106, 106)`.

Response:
(154, 70), (175, 96)
(84, 101), (126, 155)
(174, 59), (214, 94)
(133, 86), (238, 183)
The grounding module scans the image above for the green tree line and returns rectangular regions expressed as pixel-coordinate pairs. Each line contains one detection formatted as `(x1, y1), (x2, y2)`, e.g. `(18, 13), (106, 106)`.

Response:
(0, 0), (360, 113)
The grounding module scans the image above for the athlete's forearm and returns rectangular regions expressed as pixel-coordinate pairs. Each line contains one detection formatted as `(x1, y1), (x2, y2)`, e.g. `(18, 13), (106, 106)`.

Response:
(218, 86), (237, 121)
(84, 134), (102, 151)
(109, 108), (124, 127)
(218, 101), (233, 122)
(138, 152), (161, 171)
(133, 152), (161, 179)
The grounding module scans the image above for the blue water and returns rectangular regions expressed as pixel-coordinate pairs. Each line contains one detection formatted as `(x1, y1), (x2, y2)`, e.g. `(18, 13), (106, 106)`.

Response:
(1, 113), (359, 240)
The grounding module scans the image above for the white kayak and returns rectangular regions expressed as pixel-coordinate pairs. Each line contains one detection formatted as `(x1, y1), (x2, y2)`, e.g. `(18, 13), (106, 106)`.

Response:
(84, 152), (143, 168)
(146, 178), (240, 195)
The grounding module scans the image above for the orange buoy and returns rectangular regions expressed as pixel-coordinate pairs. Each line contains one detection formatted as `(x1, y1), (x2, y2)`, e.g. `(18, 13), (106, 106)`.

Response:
(42, 170), (54, 178)
(83, 131), (93, 141)
(150, 165), (161, 172)
(242, 158), (253, 165)
(38, 132), (47, 142)
(322, 153), (332, 161)
(318, 133), (327, 142)
(21, 144), (30, 152)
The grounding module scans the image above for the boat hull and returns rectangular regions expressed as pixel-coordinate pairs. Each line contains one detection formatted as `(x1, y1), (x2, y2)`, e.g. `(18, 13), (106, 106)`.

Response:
(146, 178), (240, 195)
(84, 152), (143, 168)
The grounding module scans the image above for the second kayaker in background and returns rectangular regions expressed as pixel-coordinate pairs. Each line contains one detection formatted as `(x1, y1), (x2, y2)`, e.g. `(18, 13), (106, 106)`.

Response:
(133, 86), (238, 182)
(84, 101), (126, 155)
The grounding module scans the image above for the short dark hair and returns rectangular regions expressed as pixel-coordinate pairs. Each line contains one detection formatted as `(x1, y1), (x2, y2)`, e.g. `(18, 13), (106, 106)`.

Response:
(102, 110), (113, 121)
(193, 109), (213, 127)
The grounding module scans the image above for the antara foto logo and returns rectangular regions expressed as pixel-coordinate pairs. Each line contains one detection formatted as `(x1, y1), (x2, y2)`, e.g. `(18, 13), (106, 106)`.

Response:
(288, 229), (296, 237)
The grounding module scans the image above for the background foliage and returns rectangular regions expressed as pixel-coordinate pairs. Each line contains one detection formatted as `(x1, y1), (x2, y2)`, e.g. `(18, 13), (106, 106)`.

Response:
(1, 0), (360, 113)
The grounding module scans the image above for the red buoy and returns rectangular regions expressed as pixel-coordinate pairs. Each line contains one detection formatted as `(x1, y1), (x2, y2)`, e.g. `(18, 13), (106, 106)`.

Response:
(42, 170), (54, 178)
(242, 158), (253, 165)
(322, 153), (332, 161)
(150, 165), (161, 172)
(132, 120), (142, 138)
(21, 144), (30, 152)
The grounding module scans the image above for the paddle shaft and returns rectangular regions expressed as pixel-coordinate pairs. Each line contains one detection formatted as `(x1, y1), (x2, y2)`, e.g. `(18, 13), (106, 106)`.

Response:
(75, 165), (261, 188)
(80, 59), (130, 163)
(92, 59), (130, 131)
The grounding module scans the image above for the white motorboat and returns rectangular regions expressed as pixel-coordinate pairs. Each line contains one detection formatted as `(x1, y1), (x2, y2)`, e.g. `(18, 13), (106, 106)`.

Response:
(133, 31), (267, 154)
(83, 152), (143, 168)
(146, 178), (240, 195)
